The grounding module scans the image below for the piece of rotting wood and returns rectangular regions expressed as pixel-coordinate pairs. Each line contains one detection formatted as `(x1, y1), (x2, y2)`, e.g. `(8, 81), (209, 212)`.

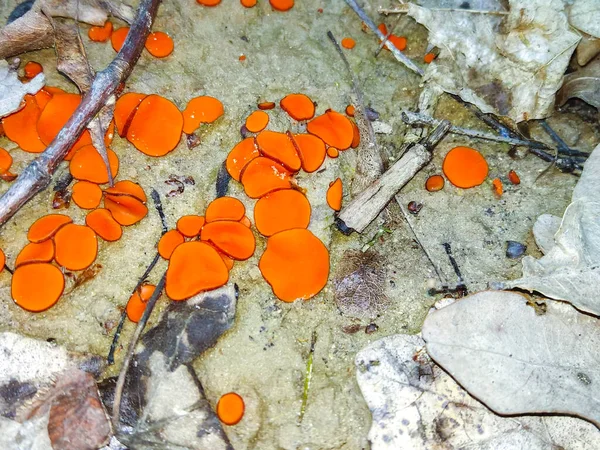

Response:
(337, 120), (451, 234)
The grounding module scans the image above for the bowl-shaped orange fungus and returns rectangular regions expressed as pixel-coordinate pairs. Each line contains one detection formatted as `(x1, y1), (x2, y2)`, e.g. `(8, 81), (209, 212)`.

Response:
(27, 214), (73, 243)
(0, 248), (5, 273)
(88, 21), (113, 42)
(114, 93), (147, 137)
(257, 101), (275, 110)
(145, 31), (174, 58)
(177, 215), (205, 237)
(54, 224), (98, 271)
(69, 144), (119, 184)
(104, 194), (148, 226)
(127, 95), (183, 156)
(226, 138), (260, 181)
(424, 52), (436, 64)
(241, 0), (257, 7)
(259, 229), (329, 302)
(269, 0), (294, 12)
(326, 178), (343, 211)
(280, 93), (315, 121)
(12, 263), (65, 312)
(425, 174), (444, 192)
(72, 181), (103, 209)
(37, 93), (92, 154)
(350, 120), (360, 148)
(326, 147), (339, 158)
(254, 189), (310, 236)
(492, 178), (503, 198)
(256, 131), (301, 171)
(158, 229), (185, 260)
(0, 148), (16, 180)
(442, 146), (488, 188)
(240, 157), (293, 198)
(165, 241), (229, 301)
(15, 240), (55, 268)
(197, 0), (221, 6)
(201, 221), (255, 260)
(345, 105), (356, 117)
(2, 94), (46, 153)
(216, 392), (245, 426)
(306, 110), (354, 150)
(182, 96), (224, 134)
(290, 134), (326, 173)
(205, 197), (246, 223)
(126, 284), (156, 322)
(508, 169), (520, 185)
(245, 110), (269, 133)
(341, 37), (356, 49)
(111, 27), (129, 52)
(23, 61), (43, 79)
(104, 180), (147, 202)
(85, 208), (123, 242)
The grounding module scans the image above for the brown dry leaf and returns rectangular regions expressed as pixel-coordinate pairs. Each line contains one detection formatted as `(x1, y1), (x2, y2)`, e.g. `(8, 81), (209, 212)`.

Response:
(557, 57), (600, 108)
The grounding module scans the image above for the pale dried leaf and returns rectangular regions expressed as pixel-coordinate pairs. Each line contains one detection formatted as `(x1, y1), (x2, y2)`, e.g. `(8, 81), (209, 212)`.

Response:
(422, 291), (600, 426)
(576, 34), (600, 66)
(568, 0), (600, 38)
(557, 58), (600, 108)
(40, 0), (108, 26)
(532, 213), (561, 254)
(0, 60), (44, 118)
(408, 0), (580, 122)
(0, 413), (52, 450)
(506, 143), (600, 315)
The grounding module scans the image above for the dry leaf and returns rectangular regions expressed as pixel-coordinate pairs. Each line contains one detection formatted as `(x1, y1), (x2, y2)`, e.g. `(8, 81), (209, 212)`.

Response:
(409, 0), (580, 122)
(356, 331), (600, 449)
(568, 0), (600, 38)
(0, 60), (44, 118)
(422, 291), (600, 427)
(506, 143), (600, 315)
(557, 57), (600, 108)
(532, 213), (561, 255)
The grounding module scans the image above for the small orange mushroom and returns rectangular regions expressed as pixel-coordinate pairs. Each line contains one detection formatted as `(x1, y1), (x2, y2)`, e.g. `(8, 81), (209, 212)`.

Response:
(424, 52), (436, 64)
(177, 215), (205, 237)
(0, 248), (4, 273)
(111, 27), (130, 52)
(34, 89), (52, 110)
(72, 181), (103, 209)
(182, 96), (224, 134)
(326, 178), (343, 211)
(442, 146), (489, 188)
(127, 94), (183, 156)
(85, 208), (123, 241)
(254, 189), (311, 236)
(165, 241), (229, 301)
(216, 392), (245, 426)
(306, 110), (354, 150)
(88, 21), (113, 42)
(257, 101), (275, 110)
(23, 61), (43, 79)
(350, 120), (360, 148)
(341, 37), (356, 49)
(290, 133), (326, 173)
(2, 94), (46, 153)
(54, 224), (98, 271)
(201, 221), (255, 260)
(226, 138), (260, 181)
(241, 0), (257, 7)
(0, 147), (16, 180)
(345, 105), (355, 117)
(197, 0), (221, 5)
(205, 197), (246, 223)
(425, 174), (444, 192)
(240, 157), (293, 198)
(269, 0), (294, 12)
(256, 131), (301, 171)
(508, 170), (520, 185)
(114, 93), (147, 137)
(259, 228), (329, 302)
(15, 240), (55, 268)
(387, 35), (407, 51)
(145, 31), (174, 58)
(158, 229), (185, 259)
(12, 263), (65, 312)
(104, 180), (147, 202)
(280, 93), (315, 121)
(326, 147), (339, 158)
(245, 110), (269, 133)
(28, 214), (73, 243)
(126, 284), (155, 323)
(69, 144), (119, 184)
(492, 178), (503, 198)
(104, 194), (148, 226)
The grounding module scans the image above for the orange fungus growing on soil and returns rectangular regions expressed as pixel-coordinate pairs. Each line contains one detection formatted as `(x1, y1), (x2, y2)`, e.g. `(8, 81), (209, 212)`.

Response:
(217, 392), (245, 426)
(442, 146), (489, 188)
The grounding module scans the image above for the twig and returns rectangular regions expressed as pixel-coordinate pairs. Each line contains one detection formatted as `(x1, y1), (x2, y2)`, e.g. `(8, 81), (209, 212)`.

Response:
(112, 270), (166, 432)
(379, 6), (509, 16)
(0, 0), (162, 228)
(344, 0), (424, 76)
(442, 243), (467, 295)
(539, 120), (589, 157)
(298, 331), (317, 424)
(374, 14), (403, 57)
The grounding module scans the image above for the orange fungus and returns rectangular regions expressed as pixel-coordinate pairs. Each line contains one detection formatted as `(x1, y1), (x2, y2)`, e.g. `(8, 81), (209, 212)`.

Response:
(240, 157), (293, 198)
(326, 178), (343, 211)
(492, 178), (503, 198)
(226, 138), (260, 181)
(145, 31), (174, 58)
(442, 146), (489, 188)
(111, 27), (130, 52)
(37, 93), (92, 152)
(280, 93), (315, 121)
(290, 133), (326, 173)
(256, 131), (301, 171)
(425, 174), (445, 192)
(54, 224), (98, 271)
(104, 180), (147, 202)
(114, 93), (146, 137)
(217, 392), (245, 426)
(69, 145), (119, 184)
(259, 229), (329, 302)
(126, 284), (155, 323)
(72, 181), (103, 209)
(85, 209), (123, 242)
(23, 61), (43, 79)
(182, 96), (224, 134)
(254, 189), (311, 236)
(2, 94), (46, 153)
(508, 170), (520, 185)
(341, 38), (356, 49)
(104, 194), (148, 226)
(88, 21), (113, 42)
(197, 0), (222, 6)
(205, 197), (246, 223)
(257, 101), (275, 110)
(12, 263), (65, 312)
(201, 221), (255, 260)
(27, 214), (73, 243)
(15, 240), (55, 268)
(158, 229), (185, 260)
(307, 110), (354, 150)
(245, 110), (269, 133)
(269, 0), (294, 11)
(327, 147), (339, 158)
(177, 215), (205, 237)
(424, 52), (436, 64)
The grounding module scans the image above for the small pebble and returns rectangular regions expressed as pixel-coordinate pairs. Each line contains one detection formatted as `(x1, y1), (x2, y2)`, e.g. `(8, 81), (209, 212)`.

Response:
(408, 201), (422, 215)
(506, 241), (526, 259)
(365, 323), (379, 334)
(365, 107), (380, 121)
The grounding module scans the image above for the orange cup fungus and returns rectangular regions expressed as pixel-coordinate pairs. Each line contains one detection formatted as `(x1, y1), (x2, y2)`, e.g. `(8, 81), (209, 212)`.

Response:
(377, 24), (407, 51)
(269, 0), (294, 11)
(205, 196), (246, 223)
(226, 138), (260, 181)
(216, 392), (245, 426)
(280, 93), (315, 121)
(291, 133), (326, 173)
(15, 240), (55, 268)
(259, 229), (329, 302)
(345, 105), (355, 117)
(114, 92), (147, 137)
(327, 147), (339, 158)
(104, 193), (148, 226)
(182, 96), (224, 134)
(424, 52), (436, 64)
(492, 178), (503, 198)
(256, 131), (301, 171)
(72, 181), (103, 209)
(176, 215), (205, 237)
(126, 284), (156, 323)
(341, 38), (356, 49)
(245, 110), (269, 133)
(201, 221), (256, 260)
(425, 174), (445, 192)
(104, 180), (147, 202)
(54, 224), (98, 271)
(254, 189), (311, 237)
(326, 178), (343, 211)
(69, 145), (119, 184)
(241, 0), (257, 7)
(111, 27), (130, 52)
(0, 148), (16, 180)
(197, 0), (222, 6)
(307, 110), (354, 150)
(27, 214), (73, 243)
(158, 229), (185, 259)
(0, 248), (5, 273)
(12, 263), (65, 312)
(88, 21), (113, 42)
(442, 146), (489, 188)
(86, 208), (123, 242)
(3, 94), (46, 153)
(240, 157), (293, 198)
(145, 31), (174, 58)
(23, 61), (43, 79)
(257, 101), (275, 110)
(508, 169), (520, 185)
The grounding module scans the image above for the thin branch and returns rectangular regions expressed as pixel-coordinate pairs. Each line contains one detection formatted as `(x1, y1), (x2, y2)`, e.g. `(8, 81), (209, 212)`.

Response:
(0, 0), (162, 228)
(379, 6), (509, 16)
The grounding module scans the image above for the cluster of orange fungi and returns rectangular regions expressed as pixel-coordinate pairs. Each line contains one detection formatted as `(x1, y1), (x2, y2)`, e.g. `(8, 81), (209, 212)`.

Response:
(197, 0), (294, 12)
(376, 23), (437, 63)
